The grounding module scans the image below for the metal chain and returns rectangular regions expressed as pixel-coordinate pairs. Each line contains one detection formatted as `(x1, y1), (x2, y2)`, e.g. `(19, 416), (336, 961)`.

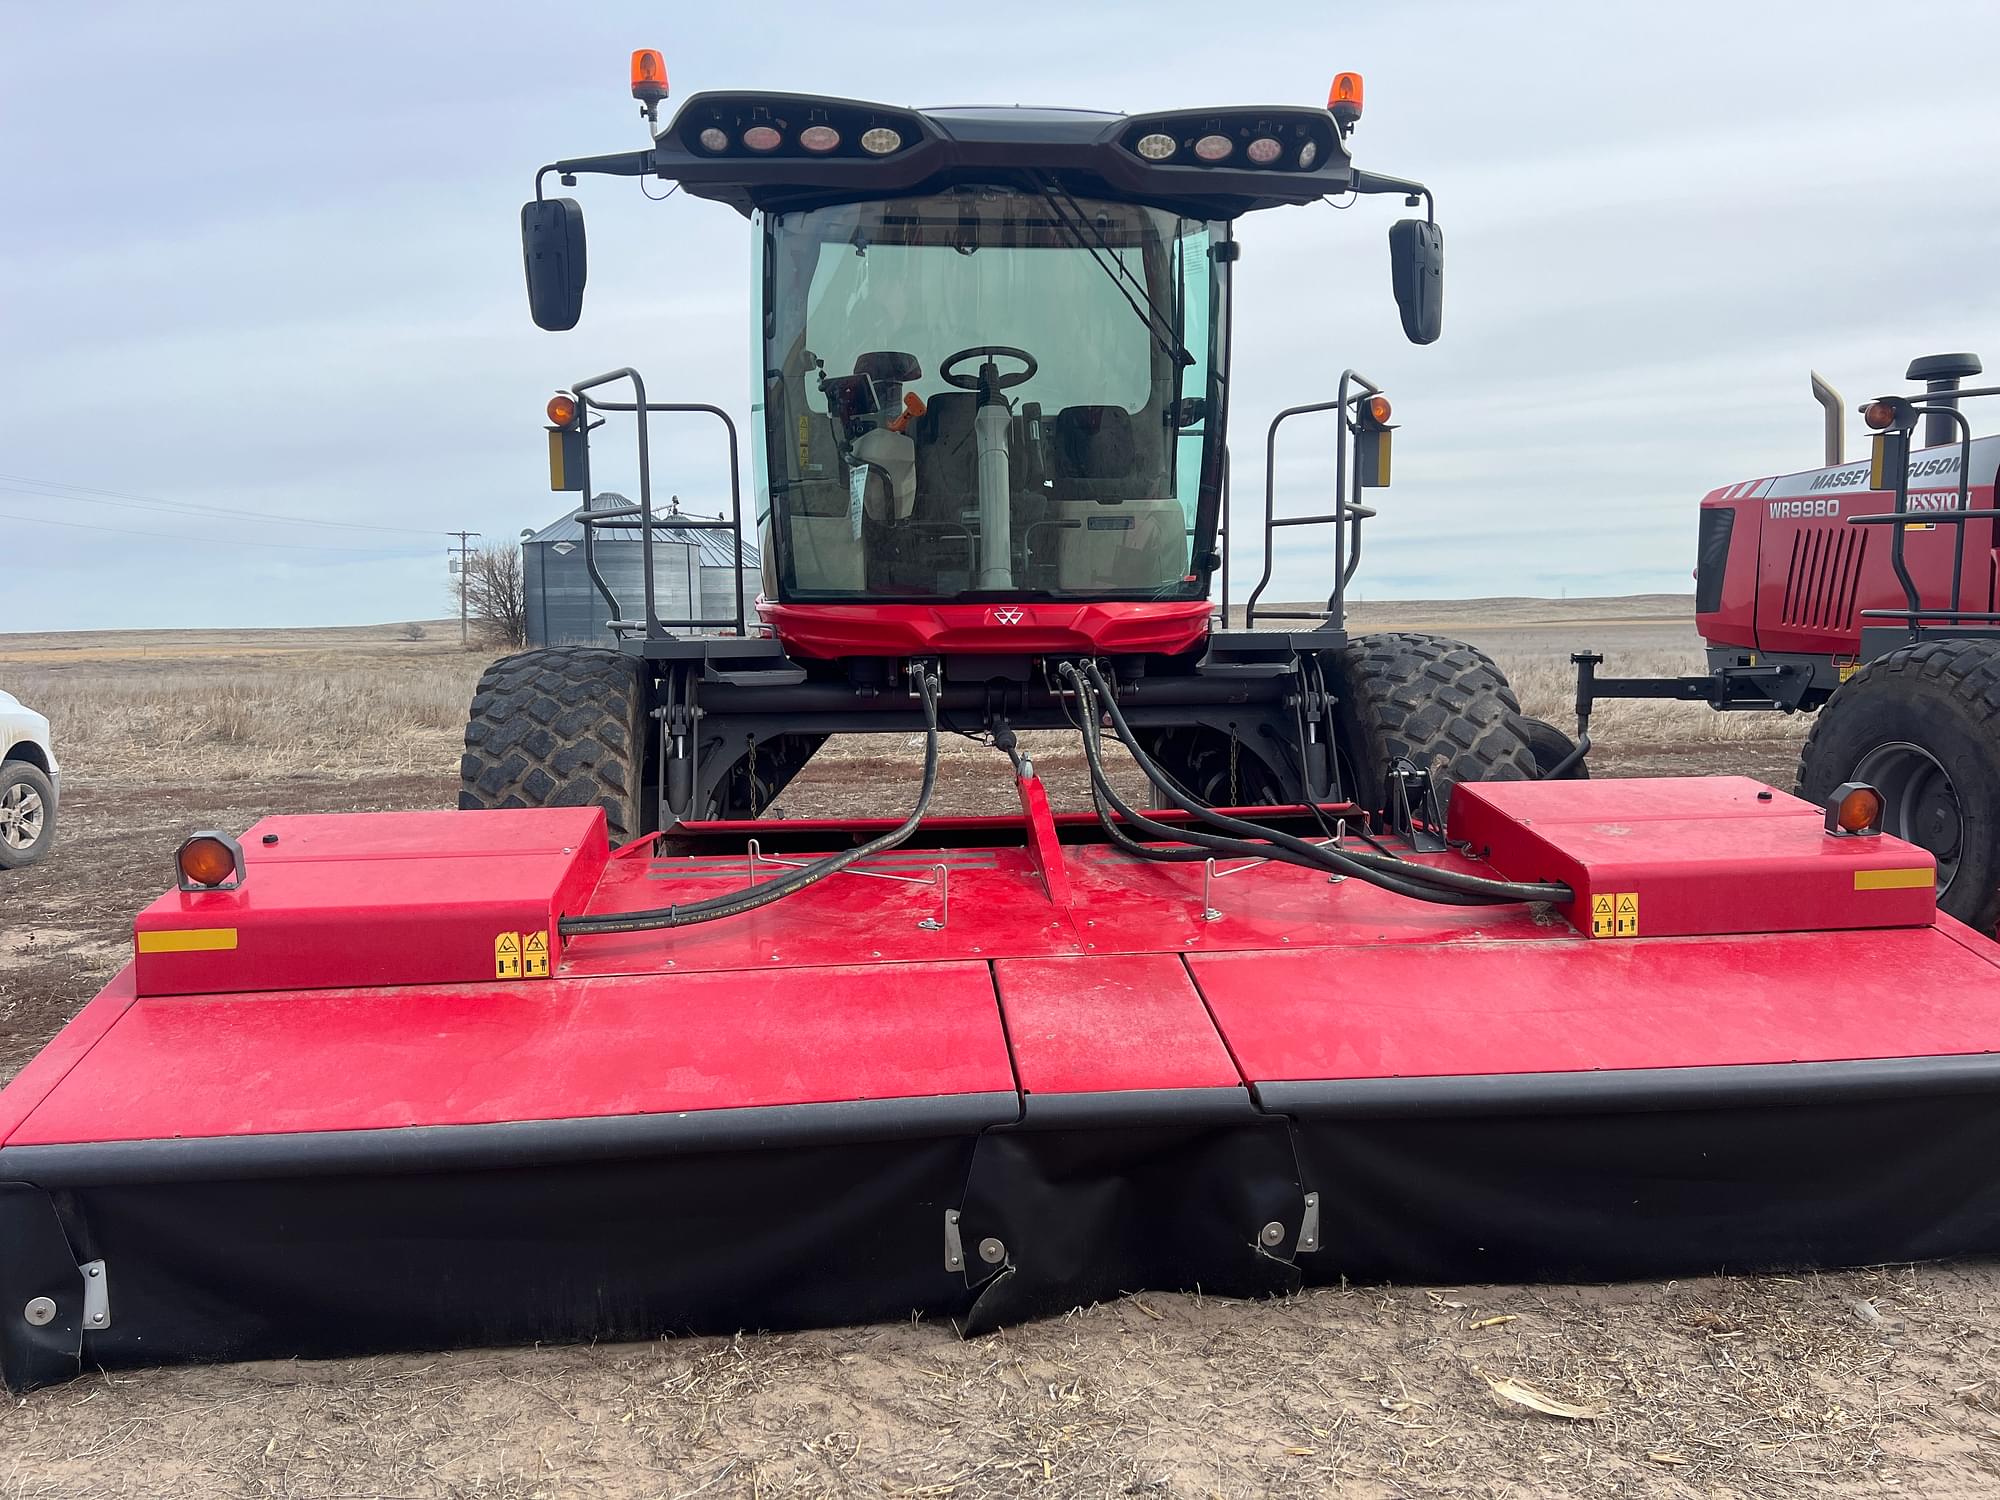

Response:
(746, 735), (759, 811)
(1228, 729), (1240, 805)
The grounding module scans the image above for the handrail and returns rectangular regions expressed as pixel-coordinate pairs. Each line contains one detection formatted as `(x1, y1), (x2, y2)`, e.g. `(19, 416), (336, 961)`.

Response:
(1242, 369), (1382, 629)
(1847, 403), (1978, 633)
(569, 370), (748, 639)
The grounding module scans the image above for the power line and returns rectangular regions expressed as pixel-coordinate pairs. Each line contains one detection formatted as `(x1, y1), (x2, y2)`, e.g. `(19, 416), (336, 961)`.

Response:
(0, 473), (445, 538)
(0, 509), (437, 557)
(448, 530), (482, 645)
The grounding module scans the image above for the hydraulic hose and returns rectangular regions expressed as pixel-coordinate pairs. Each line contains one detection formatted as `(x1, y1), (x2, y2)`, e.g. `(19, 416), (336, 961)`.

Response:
(1066, 670), (1503, 904)
(1067, 662), (1572, 908)
(559, 669), (944, 937)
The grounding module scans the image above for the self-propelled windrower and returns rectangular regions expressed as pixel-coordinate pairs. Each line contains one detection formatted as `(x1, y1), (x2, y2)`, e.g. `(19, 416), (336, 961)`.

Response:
(3, 56), (1997, 1392)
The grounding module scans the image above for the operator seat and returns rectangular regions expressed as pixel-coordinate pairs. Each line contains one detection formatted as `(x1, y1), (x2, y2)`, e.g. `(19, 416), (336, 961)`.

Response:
(1045, 404), (1186, 590)
(1048, 406), (1152, 502)
(910, 391), (980, 520)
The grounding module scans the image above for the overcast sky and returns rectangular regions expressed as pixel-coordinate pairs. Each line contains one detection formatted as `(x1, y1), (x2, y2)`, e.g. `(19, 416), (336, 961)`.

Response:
(7, 1), (1999, 631)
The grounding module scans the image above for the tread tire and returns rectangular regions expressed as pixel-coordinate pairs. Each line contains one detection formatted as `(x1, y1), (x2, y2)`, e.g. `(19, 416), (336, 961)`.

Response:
(459, 647), (652, 841)
(1515, 714), (1589, 780)
(0, 761), (57, 869)
(1796, 637), (2000, 932)
(1326, 632), (1538, 812)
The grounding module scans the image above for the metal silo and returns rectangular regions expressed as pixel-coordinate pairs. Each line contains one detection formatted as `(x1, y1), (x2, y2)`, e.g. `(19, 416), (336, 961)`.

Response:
(522, 505), (760, 647)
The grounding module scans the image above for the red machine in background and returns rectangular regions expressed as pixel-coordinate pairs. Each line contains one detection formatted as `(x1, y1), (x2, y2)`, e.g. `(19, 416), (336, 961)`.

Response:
(1576, 354), (2000, 928)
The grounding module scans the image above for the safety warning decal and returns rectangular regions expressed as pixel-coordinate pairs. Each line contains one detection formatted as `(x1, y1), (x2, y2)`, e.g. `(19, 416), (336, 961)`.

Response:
(1588, 892), (1640, 939)
(494, 930), (553, 979)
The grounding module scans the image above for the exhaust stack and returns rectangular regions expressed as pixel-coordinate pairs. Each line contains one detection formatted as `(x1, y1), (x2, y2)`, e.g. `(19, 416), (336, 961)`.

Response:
(1809, 371), (1844, 467)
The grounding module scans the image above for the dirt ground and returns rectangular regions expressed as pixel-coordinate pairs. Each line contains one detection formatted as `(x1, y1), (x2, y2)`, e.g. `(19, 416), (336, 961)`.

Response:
(5, 602), (1997, 1498)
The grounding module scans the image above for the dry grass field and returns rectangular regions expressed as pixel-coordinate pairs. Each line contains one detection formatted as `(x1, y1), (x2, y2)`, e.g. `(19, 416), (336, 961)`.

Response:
(7, 601), (1999, 1499)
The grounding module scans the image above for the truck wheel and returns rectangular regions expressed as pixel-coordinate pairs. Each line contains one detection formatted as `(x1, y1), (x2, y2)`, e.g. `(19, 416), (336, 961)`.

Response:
(460, 647), (653, 840)
(1326, 633), (1538, 812)
(1797, 638), (2000, 931)
(0, 762), (56, 868)
(1515, 715), (1589, 780)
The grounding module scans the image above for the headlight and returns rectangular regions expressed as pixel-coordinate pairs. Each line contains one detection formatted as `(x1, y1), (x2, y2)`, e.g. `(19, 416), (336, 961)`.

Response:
(1246, 137), (1282, 165)
(800, 125), (840, 152)
(742, 125), (782, 152)
(1194, 134), (1234, 161)
(860, 127), (903, 155)
(1135, 133), (1177, 161)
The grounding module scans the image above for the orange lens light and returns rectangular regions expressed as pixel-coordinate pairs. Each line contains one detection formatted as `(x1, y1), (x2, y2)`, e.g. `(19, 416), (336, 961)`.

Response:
(1835, 785), (1884, 833)
(1365, 394), (1392, 424)
(177, 835), (239, 888)
(1329, 72), (1365, 114)
(1863, 399), (1899, 431)
(629, 49), (668, 103)
(547, 393), (577, 426)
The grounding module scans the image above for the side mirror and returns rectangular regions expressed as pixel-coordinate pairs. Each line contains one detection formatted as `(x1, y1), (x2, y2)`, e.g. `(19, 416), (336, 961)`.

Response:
(522, 198), (587, 331)
(1388, 219), (1443, 346)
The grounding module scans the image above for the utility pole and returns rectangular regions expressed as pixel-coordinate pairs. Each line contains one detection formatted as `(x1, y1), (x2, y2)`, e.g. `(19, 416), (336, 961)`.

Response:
(447, 531), (481, 646)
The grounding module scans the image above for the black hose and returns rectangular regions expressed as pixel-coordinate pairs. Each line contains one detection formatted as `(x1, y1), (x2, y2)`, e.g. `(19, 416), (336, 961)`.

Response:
(1069, 662), (1572, 907)
(560, 670), (944, 937)
(1065, 670), (1497, 904)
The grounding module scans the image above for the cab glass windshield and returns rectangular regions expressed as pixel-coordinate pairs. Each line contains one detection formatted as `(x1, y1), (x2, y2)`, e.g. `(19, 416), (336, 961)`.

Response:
(755, 187), (1228, 601)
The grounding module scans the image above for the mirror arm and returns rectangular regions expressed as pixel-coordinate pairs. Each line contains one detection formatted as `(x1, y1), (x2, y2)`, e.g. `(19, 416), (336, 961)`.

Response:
(1349, 169), (1434, 223)
(536, 148), (661, 200)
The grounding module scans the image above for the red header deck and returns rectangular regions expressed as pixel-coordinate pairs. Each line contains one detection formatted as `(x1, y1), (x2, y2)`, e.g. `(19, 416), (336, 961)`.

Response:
(1456, 776), (1936, 938)
(4, 777), (1994, 1155)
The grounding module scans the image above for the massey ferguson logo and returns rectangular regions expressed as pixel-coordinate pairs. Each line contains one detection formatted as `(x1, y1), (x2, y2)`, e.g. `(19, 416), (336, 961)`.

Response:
(1807, 454), (1961, 492)
(991, 607), (1025, 625)
(1770, 499), (1841, 519)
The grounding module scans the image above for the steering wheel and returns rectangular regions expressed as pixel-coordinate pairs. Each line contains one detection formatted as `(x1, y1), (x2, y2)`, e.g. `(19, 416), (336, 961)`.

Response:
(939, 346), (1039, 391)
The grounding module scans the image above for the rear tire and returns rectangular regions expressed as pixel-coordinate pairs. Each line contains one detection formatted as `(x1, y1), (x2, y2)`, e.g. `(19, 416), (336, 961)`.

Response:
(1797, 638), (2000, 932)
(460, 647), (653, 841)
(1134, 725), (1289, 808)
(1516, 714), (1589, 779)
(1326, 633), (1538, 813)
(0, 762), (56, 868)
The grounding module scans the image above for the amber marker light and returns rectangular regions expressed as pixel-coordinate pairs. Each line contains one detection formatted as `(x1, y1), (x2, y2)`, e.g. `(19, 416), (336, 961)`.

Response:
(1328, 72), (1365, 127)
(547, 393), (578, 426)
(1826, 782), (1885, 837)
(1364, 394), (1392, 424)
(630, 49), (668, 104)
(177, 831), (245, 890)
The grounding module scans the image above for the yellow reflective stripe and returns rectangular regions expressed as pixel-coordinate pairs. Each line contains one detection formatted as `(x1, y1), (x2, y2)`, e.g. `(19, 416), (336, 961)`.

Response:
(137, 927), (239, 954)
(1854, 867), (1934, 891)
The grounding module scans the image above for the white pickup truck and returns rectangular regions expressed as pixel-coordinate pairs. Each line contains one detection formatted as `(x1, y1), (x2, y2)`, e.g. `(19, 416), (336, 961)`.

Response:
(0, 689), (58, 867)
